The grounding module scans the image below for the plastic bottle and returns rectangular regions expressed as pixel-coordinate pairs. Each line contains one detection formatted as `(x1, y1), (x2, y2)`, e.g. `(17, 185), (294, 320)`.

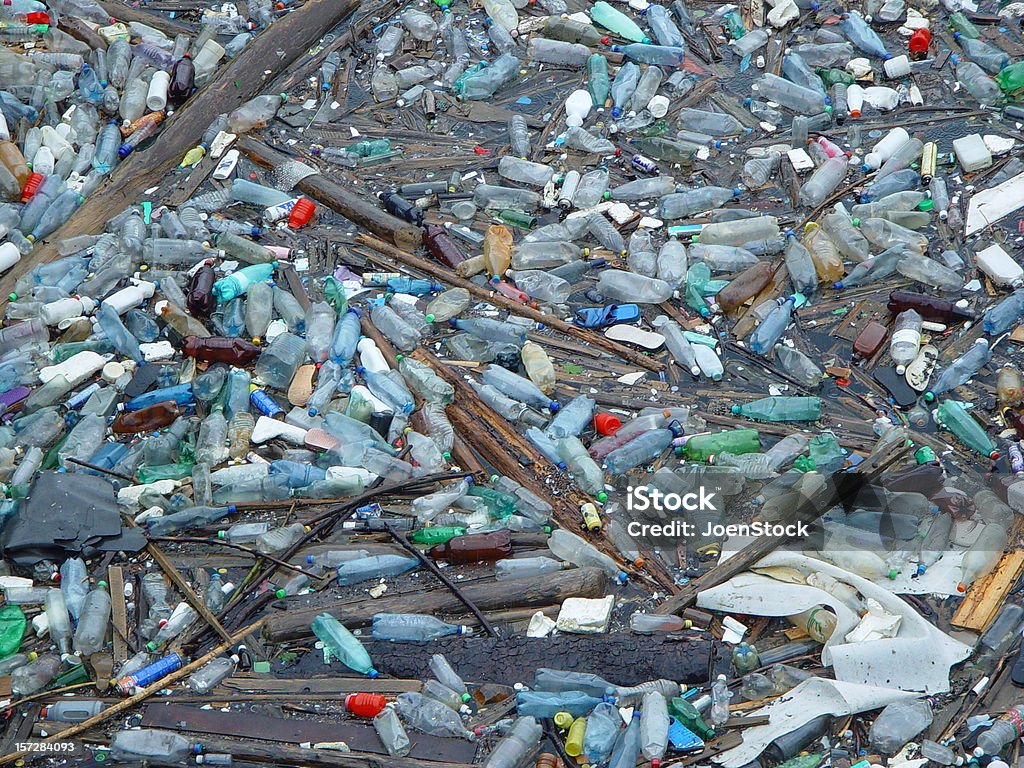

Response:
(109, 730), (198, 763)
(956, 522), (1008, 592)
(311, 612), (377, 676)
(708, 673), (732, 726)
(187, 656), (236, 694)
(44, 588), (72, 654)
(227, 92), (286, 133)
(548, 528), (625, 582)
(483, 717), (542, 768)
(375, 706), (412, 757)
(41, 700), (105, 722)
(749, 296), (796, 355)
(72, 581), (110, 657)
(11, 654), (60, 695)
(371, 614), (470, 642)
(926, 338), (990, 401)
(869, 699), (933, 754)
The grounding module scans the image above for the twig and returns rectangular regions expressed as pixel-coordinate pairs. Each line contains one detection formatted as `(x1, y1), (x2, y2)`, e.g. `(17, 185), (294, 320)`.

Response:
(148, 535), (319, 577)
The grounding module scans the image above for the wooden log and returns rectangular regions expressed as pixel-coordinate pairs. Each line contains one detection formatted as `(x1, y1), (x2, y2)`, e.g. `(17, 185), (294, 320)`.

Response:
(361, 633), (716, 686)
(0, 0), (362, 310)
(237, 136), (423, 251)
(185, 735), (474, 768)
(262, 566), (608, 643)
(357, 233), (665, 372)
(96, 0), (195, 38)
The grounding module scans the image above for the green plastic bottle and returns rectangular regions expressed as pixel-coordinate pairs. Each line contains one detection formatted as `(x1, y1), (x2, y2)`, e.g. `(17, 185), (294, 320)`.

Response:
(668, 697), (715, 740)
(723, 10), (746, 39)
(816, 67), (854, 86)
(0, 605), (25, 658)
(409, 526), (467, 545)
(348, 138), (391, 157)
(684, 262), (712, 317)
(591, 1), (649, 43)
(950, 11), (980, 38)
(935, 400), (999, 459)
(777, 754), (824, 768)
(997, 61), (1024, 93)
(136, 462), (194, 484)
(311, 613), (378, 677)
(679, 429), (760, 461)
(807, 432), (843, 466)
(467, 486), (517, 517)
(586, 54), (610, 106)
(732, 396), (822, 422)
(212, 262), (278, 302)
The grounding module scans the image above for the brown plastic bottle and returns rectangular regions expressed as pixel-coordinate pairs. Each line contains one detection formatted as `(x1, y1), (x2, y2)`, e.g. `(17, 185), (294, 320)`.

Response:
(427, 531), (513, 564)
(186, 263), (216, 317)
(715, 261), (775, 313)
(0, 142), (30, 187)
(423, 224), (466, 268)
(852, 320), (887, 361)
(112, 401), (181, 434)
(887, 290), (975, 324)
(182, 335), (261, 365)
(168, 54), (196, 108)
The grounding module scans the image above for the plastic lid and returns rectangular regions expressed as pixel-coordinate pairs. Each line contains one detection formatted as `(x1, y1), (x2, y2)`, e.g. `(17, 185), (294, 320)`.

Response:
(549, 401), (561, 412)
(227, 504), (237, 513)
(924, 391), (935, 401)
(917, 199), (934, 211)
(730, 405), (742, 414)
(597, 491), (608, 502)
(367, 668), (379, 678)
(275, 588), (287, 599)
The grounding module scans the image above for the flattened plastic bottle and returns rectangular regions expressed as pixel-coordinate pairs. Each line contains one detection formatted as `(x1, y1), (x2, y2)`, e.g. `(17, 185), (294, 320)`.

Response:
(394, 691), (474, 739)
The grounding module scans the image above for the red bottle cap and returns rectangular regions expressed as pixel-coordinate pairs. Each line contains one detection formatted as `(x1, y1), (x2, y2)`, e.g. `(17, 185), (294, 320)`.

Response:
(594, 413), (622, 436)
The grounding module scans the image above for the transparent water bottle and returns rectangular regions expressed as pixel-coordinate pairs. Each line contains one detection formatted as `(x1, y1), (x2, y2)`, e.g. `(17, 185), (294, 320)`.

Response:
(72, 580), (110, 657)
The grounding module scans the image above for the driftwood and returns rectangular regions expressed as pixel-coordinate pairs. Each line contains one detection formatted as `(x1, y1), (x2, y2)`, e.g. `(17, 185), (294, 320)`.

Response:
(362, 634), (718, 686)
(183, 735), (474, 768)
(262, 567), (608, 643)
(237, 136), (423, 251)
(0, 0), (363, 309)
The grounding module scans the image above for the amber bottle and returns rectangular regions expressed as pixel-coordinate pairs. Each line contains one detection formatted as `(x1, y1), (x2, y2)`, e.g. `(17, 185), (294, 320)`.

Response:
(186, 263), (216, 317)
(427, 531), (513, 564)
(112, 401), (181, 434)
(168, 54), (196, 108)
(182, 335), (261, 365)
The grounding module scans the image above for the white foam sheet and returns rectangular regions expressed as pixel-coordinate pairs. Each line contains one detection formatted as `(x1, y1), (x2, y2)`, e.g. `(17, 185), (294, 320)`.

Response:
(711, 678), (919, 768)
(965, 170), (1024, 235)
(697, 551), (971, 693)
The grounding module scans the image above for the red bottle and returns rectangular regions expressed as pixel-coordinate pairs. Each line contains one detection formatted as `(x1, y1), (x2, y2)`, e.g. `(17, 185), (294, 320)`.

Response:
(168, 54), (196, 108)
(288, 198), (316, 228)
(21, 172), (43, 203)
(345, 693), (386, 717)
(112, 401), (181, 434)
(427, 531), (513, 564)
(182, 335), (261, 365)
(186, 263), (216, 317)
(908, 29), (931, 60)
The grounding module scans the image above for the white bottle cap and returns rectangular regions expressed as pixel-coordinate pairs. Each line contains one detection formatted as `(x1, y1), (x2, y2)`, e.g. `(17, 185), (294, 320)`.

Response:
(102, 361), (126, 383)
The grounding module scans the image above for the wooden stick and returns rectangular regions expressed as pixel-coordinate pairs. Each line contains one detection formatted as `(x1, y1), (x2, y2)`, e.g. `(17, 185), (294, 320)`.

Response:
(96, 0), (195, 38)
(236, 136), (423, 251)
(356, 233), (665, 372)
(145, 539), (233, 645)
(0, 617), (270, 764)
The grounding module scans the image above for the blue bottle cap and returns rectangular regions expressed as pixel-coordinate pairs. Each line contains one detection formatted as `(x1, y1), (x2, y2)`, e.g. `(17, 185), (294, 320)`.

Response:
(306, 555), (315, 564)
(367, 668), (380, 678)
(227, 505), (237, 513)
(557, 461), (567, 470)
(616, 571), (629, 584)
(549, 401), (561, 412)
(833, 281), (844, 289)
(611, 107), (622, 117)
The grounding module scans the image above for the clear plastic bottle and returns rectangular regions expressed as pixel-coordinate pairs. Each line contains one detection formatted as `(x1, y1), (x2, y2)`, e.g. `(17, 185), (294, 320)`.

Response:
(72, 580), (110, 657)
(227, 93), (287, 133)
(710, 674), (732, 726)
(375, 706), (412, 757)
(483, 717), (542, 768)
(977, 705), (1024, 754)
(869, 699), (933, 754)
(110, 730), (198, 763)
(187, 656), (236, 694)
(44, 588), (72, 654)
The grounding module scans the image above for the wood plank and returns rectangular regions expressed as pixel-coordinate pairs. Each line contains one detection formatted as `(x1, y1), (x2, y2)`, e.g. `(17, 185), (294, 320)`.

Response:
(0, 0), (363, 312)
(951, 550), (1024, 632)
(221, 676), (422, 694)
(106, 566), (129, 663)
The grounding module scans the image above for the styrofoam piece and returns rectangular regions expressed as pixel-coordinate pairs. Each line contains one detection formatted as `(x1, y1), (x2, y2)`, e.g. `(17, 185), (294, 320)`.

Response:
(556, 595), (615, 634)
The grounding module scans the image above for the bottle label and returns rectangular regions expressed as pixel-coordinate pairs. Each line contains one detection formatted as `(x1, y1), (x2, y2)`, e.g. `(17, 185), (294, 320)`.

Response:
(891, 328), (921, 345)
(1005, 707), (1024, 739)
(263, 198), (299, 223)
